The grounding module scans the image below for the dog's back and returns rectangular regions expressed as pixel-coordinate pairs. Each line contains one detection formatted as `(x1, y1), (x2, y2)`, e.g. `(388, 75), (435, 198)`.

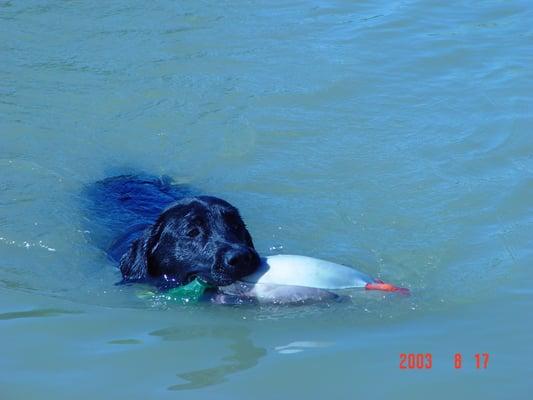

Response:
(84, 174), (194, 261)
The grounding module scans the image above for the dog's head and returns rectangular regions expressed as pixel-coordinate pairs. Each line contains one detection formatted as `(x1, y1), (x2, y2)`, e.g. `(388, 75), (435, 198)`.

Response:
(119, 196), (260, 288)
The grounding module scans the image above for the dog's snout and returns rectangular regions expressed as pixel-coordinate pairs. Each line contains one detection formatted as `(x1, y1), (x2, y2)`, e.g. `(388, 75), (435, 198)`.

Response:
(209, 245), (260, 286)
(222, 247), (259, 277)
(224, 248), (250, 269)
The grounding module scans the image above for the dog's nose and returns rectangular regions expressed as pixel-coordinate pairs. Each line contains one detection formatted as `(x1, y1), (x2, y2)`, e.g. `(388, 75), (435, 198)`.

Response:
(224, 248), (249, 268)
(223, 248), (258, 276)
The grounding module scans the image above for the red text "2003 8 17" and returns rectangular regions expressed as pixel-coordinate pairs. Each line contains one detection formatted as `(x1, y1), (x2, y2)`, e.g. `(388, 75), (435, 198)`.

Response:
(399, 353), (490, 369)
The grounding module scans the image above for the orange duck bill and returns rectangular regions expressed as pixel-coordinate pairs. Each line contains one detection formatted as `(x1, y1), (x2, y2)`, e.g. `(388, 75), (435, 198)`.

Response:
(365, 279), (410, 295)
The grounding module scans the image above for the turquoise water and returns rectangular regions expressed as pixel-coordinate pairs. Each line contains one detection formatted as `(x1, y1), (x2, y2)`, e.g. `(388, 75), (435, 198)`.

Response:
(1, 0), (532, 398)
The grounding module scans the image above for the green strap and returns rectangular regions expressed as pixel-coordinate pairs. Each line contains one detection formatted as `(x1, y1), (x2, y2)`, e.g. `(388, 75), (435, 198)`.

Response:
(163, 278), (213, 303)
(136, 278), (213, 304)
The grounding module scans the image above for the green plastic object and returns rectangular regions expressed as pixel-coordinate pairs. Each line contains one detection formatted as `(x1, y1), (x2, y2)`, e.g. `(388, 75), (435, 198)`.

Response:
(164, 278), (212, 303)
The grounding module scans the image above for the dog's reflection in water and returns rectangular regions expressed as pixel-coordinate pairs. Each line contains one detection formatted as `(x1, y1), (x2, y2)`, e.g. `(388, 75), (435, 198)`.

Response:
(149, 324), (266, 391)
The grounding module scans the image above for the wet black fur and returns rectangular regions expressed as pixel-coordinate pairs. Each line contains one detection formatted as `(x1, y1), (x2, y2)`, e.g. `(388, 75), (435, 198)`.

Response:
(85, 175), (260, 289)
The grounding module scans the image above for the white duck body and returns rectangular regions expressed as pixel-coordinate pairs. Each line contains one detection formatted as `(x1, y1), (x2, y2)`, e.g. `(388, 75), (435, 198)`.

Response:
(215, 281), (338, 304)
(241, 254), (375, 290)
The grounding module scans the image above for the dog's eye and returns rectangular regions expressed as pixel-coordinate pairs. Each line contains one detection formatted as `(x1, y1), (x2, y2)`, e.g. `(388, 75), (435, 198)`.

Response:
(186, 227), (200, 238)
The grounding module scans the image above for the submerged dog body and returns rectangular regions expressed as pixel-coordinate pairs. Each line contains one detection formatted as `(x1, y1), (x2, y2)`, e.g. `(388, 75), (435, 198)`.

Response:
(86, 175), (260, 290)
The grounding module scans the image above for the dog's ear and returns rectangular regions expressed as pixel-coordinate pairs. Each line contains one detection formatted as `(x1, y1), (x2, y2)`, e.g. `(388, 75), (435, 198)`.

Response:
(119, 230), (150, 281)
(119, 223), (164, 282)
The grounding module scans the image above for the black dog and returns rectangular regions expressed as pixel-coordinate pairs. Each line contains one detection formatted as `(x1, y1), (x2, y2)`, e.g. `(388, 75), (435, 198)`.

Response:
(85, 175), (260, 289)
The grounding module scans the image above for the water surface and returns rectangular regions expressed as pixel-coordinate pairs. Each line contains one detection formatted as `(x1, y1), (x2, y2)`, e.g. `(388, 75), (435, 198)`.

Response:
(1, 0), (532, 398)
